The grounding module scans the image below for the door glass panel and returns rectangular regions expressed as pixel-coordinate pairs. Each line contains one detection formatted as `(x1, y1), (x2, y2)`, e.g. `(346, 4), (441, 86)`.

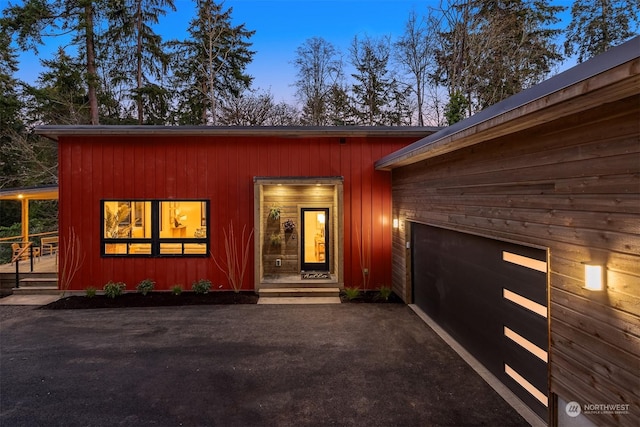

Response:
(303, 210), (327, 263)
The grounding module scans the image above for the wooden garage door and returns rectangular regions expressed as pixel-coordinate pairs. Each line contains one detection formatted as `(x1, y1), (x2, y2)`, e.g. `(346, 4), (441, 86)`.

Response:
(411, 223), (548, 420)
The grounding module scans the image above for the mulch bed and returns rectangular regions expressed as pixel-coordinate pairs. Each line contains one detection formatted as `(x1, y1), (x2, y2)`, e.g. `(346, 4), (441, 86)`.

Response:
(40, 290), (403, 310)
(339, 291), (404, 304)
(40, 291), (259, 310)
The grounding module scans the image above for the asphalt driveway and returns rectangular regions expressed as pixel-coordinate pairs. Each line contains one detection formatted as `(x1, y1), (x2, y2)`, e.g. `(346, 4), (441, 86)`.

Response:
(0, 304), (527, 426)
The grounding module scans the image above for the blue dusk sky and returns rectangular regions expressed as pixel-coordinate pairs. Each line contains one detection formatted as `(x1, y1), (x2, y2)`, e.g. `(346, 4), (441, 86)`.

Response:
(6, 0), (575, 104)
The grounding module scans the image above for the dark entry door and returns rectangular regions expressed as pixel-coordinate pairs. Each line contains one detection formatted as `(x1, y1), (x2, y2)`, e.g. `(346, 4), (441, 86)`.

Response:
(411, 223), (549, 420)
(300, 208), (330, 271)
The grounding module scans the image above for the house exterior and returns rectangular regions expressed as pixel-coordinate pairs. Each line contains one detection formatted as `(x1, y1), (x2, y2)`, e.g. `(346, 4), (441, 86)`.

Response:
(376, 37), (639, 426)
(36, 36), (639, 427)
(35, 126), (436, 293)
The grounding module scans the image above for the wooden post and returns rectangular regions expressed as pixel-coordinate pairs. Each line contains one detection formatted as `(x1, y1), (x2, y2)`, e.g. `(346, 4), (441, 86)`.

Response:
(20, 197), (29, 243)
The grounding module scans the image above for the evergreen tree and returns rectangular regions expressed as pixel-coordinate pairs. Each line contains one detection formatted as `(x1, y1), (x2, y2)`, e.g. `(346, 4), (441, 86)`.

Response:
(325, 83), (353, 126)
(103, 0), (176, 124)
(444, 90), (469, 125)
(434, 0), (564, 114)
(471, 0), (564, 109)
(168, 0), (255, 125)
(293, 37), (343, 126)
(349, 35), (403, 125)
(23, 48), (90, 125)
(1, 0), (104, 124)
(565, 0), (640, 63)
(0, 28), (25, 189)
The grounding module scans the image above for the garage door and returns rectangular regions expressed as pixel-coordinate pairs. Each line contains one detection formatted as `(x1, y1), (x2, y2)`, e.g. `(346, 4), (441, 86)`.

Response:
(411, 223), (548, 420)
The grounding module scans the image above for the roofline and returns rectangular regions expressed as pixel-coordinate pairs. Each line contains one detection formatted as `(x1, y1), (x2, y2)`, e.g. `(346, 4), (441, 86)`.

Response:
(35, 125), (441, 141)
(375, 36), (640, 170)
(0, 184), (58, 201)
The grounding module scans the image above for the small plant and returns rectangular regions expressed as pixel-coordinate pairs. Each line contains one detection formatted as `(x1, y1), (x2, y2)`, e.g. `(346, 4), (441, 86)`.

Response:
(343, 287), (361, 301)
(283, 219), (295, 232)
(172, 285), (183, 295)
(192, 279), (212, 294)
(269, 205), (281, 220)
(136, 278), (155, 296)
(269, 232), (282, 246)
(103, 281), (126, 298)
(376, 286), (392, 302)
(85, 287), (97, 298)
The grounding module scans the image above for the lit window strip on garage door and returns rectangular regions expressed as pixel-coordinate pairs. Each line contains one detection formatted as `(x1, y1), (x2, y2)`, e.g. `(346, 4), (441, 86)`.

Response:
(502, 251), (549, 407)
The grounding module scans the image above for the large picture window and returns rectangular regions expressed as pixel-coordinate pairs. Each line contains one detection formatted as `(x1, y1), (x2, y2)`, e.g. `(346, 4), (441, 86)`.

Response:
(102, 200), (209, 257)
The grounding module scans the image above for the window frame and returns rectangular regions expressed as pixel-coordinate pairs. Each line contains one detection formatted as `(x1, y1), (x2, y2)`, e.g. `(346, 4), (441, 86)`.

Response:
(101, 199), (210, 258)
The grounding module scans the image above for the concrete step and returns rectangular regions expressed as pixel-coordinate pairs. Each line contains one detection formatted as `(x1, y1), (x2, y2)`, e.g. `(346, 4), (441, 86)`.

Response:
(18, 277), (59, 288)
(12, 286), (61, 296)
(258, 296), (341, 305)
(258, 287), (340, 298)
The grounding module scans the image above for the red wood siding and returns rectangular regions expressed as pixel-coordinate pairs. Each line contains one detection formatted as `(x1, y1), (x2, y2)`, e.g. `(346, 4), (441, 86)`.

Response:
(58, 135), (414, 291)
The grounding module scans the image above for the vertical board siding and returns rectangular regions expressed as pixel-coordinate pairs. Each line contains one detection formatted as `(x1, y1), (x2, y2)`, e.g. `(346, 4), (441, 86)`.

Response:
(390, 99), (640, 426)
(59, 134), (412, 292)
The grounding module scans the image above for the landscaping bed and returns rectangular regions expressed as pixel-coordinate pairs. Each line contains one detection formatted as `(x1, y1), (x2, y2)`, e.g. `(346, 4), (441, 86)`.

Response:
(339, 290), (403, 304)
(40, 289), (403, 310)
(41, 291), (259, 310)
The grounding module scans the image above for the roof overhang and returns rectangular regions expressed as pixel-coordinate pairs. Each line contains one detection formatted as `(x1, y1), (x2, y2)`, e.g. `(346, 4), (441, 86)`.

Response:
(0, 185), (58, 201)
(375, 36), (640, 171)
(35, 125), (441, 141)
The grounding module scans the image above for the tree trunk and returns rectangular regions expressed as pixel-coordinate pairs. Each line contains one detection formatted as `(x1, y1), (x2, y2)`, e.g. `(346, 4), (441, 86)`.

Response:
(136, 0), (144, 124)
(85, 3), (99, 125)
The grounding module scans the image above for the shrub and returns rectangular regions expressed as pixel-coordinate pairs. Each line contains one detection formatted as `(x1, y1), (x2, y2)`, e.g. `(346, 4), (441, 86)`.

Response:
(85, 287), (97, 298)
(172, 285), (183, 295)
(192, 279), (212, 294)
(343, 287), (361, 300)
(136, 278), (155, 296)
(103, 281), (126, 298)
(377, 286), (392, 301)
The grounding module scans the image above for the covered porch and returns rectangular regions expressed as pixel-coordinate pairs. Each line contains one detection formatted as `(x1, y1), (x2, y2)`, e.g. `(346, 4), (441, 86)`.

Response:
(0, 185), (59, 296)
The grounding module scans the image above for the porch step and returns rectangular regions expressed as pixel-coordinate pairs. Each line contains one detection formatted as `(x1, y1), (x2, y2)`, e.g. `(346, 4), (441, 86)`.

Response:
(259, 287), (340, 298)
(12, 286), (61, 296)
(13, 277), (59, 295)
(18, 277), (58, 287)
(258, 287), (341, 304)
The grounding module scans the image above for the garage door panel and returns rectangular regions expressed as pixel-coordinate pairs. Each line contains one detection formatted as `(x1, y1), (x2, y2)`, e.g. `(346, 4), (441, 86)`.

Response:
(499, 255), (548, 304)
(412, 223), (548, 421)
(503, 340), (548, 389)
(503, 305), (549, 350)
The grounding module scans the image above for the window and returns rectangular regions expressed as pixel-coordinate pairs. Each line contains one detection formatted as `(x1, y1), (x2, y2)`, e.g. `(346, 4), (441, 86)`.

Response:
(102, 200), (209, 257)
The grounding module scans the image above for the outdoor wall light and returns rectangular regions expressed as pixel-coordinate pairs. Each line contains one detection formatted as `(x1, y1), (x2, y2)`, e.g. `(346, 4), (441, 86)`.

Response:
(392, 218), (399, 229)
(583, 263), (605, 291)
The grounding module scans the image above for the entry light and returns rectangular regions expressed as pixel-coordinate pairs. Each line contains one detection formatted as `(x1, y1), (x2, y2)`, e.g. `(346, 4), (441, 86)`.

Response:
(392, 218), (399, 229)
(17, 194), (24, 199)
(583, 263), (605, 291)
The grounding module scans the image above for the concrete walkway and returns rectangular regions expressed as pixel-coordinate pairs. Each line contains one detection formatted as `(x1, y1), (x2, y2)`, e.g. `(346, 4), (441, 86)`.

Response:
(1, 304), (530, 426)
(0, 294), (61, 305)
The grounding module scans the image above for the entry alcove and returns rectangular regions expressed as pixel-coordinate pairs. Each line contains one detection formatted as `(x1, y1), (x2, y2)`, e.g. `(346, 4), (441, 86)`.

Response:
(254, 177), (343, 289)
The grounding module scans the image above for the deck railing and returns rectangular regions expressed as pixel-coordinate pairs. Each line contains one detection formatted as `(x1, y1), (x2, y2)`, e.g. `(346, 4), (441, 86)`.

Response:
(0, 231), (58, 288)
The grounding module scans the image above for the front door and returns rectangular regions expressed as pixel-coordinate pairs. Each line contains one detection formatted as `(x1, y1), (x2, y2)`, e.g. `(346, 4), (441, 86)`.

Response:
(300, 208), (330, 272)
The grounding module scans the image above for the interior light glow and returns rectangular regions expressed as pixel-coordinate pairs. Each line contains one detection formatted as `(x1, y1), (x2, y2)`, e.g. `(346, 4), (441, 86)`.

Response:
(17, 194), (24, 199)
(583, 263), (605, 291)
(317, 213), (325, 224)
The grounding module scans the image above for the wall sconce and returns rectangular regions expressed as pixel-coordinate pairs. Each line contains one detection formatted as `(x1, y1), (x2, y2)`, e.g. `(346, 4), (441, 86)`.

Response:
(583, 263), (605, 291)
(392, 218), (399, 229)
